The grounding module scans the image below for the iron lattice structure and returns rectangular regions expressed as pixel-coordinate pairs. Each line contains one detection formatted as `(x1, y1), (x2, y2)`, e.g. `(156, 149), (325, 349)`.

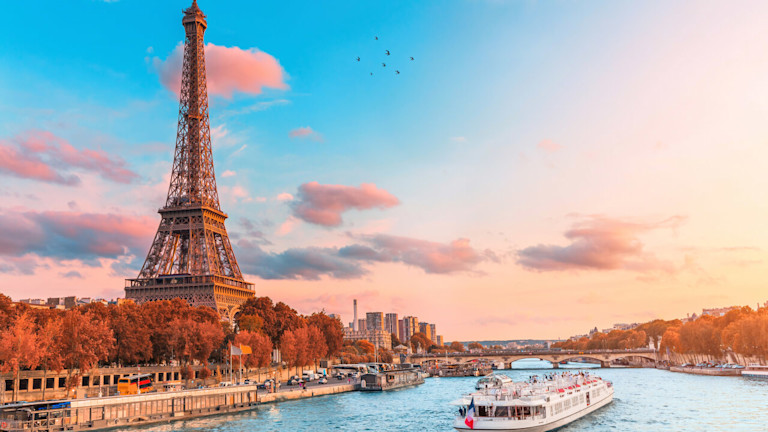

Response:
(126, 0), (254, 320)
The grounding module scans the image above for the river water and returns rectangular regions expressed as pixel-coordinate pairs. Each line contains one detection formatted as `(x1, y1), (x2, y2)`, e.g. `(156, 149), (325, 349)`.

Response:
(128, 360), (767, 432)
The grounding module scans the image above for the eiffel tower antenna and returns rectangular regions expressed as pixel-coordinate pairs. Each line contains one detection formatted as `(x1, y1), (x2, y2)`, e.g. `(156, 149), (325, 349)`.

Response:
(126, 0), (254, 320)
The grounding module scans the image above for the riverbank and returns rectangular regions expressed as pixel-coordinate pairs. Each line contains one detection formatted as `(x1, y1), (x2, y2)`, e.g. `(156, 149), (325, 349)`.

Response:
(0, 382), (359, 432)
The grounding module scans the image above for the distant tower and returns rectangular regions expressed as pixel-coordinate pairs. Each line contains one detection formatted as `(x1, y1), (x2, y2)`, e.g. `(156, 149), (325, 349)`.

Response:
(125, 0), (254, 320)
(353, 299), (358, 331)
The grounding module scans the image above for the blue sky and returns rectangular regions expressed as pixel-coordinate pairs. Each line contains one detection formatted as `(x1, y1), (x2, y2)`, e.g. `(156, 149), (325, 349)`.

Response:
(4, 0), (768, 340)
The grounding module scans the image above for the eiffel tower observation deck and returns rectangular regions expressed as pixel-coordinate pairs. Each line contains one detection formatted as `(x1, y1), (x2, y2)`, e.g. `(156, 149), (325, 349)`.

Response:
(126, 0), (254, 320)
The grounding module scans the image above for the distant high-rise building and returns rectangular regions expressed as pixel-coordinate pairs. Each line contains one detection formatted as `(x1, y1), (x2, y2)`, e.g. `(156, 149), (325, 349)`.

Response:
(353, 299), (358, 331)
(357, 318), (367, 332)
(437, 335), (444, 346)
(429, 323), (437, 343)
(366, 312), (384, 331)
(419, 322), (433, 342)
(384, 313), (398, 336)
(402, 316), (419, 341)
(398, 319), (405, 342)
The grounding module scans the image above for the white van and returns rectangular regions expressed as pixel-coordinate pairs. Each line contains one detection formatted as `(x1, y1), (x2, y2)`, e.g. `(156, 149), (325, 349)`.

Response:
(301, 371), (317, 381)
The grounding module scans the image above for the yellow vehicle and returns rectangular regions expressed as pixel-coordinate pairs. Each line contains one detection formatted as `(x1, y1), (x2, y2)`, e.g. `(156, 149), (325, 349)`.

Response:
(117, 373), (154, 395)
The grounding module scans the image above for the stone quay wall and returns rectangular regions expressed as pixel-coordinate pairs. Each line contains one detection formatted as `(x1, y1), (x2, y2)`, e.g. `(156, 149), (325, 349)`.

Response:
(0, 363), (327, 403)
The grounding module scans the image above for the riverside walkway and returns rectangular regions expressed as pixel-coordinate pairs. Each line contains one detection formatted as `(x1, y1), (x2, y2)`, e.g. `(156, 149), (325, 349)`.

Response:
(0, 380), (359, 432)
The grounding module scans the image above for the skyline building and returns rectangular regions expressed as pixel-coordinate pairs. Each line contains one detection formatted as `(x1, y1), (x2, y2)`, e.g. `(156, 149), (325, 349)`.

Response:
(366, 312), (384, 331)
(384, 313), (398, 336)
(403, 316), (419, 341)
(124, 1), (254, 320)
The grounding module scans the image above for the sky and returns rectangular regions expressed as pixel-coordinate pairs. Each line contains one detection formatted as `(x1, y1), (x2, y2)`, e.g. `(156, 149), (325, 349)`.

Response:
(2, 0), (768, 340)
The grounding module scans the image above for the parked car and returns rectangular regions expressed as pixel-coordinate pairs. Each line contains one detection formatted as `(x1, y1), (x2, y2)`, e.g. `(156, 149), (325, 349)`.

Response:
(335, 373), (344, 380)
(288, 377), (299, 386)
(318, 377), (328, 384)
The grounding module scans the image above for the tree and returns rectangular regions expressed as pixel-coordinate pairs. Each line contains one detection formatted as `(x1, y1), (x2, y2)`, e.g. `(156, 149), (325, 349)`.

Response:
(306, 312), (343, 358)
(237, 314), (264, 334)
(236, 297), (304, 346)
(468, 342), (484, 351)
(0, 313), (41, 401)
(410, 332), (433, 352)
(110, 302), (152, 365)
(449, 341), (466, 353)
(235, 331), (273, 369)
(59, 310), (114, 395)
(390, 333), (401, 349)
(37, 317), (64, 401)
(281, 328), (306, 370)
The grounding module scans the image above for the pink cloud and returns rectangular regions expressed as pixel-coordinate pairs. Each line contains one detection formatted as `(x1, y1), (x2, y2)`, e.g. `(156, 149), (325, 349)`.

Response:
(289, 126), (323, 142)
(276, 192), (294, 201)
(537, 139), (562, 153)
(0, 130), (138, 185)
(0, 209), (155, 263)
(154, 43), (288, 98)
(291, 182), (400, 227)
(517, 215), (684, 273)
(237, 233), (495, 280)
(341, 234), (498, 274)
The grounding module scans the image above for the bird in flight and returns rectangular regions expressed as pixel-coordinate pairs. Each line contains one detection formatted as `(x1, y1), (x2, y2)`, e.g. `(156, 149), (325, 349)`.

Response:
(356, 57), (360, 61)
(382, 63), (386, 67)
(396, 70), (400, 75)
(385, 50), (390, 56)
(375, 36), (379, 40)
(370, 72), (373, 76)
(410, 57), (414, 61)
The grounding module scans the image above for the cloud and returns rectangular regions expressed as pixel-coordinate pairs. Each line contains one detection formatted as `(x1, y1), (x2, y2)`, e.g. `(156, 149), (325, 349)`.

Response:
(0, 255), (47, 275)
(153, 43), (288, 98)
(450, 136), (467, 142)
(516, 215), (684, 273)
(276, 192), (294, 201)
(237, 233), (494, 280)
(341, 234), (498, 274)
(237, 218), (272, 246)
(276, 216), (300, 236)
(237, 241), (367, 280)
(221, 170), (236, 178)
(289, 126), (323, 142)
(60, 270), (83, 279)
(0, 209), (155, 263)
(0, 130), (138, 185)
(537, 139), (562, 153)
(291, 182), (400, 227)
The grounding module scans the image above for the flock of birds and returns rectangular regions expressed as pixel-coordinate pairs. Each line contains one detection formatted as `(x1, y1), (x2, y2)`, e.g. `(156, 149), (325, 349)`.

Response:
(356, 36), (414, 76)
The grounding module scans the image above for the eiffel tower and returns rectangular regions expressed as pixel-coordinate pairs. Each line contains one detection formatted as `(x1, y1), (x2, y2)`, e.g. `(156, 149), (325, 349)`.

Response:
(126, 0), (254, 320)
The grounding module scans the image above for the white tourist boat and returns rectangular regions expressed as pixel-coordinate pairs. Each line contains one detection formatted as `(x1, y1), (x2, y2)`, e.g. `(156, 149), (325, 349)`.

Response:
(476, 373), (514, 390)
(452, 372), (613, 431)
(742, 364), (768, 379)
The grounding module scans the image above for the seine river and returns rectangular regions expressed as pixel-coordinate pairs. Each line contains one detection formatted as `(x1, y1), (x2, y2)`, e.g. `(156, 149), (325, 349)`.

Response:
(129, 360), (767, 431)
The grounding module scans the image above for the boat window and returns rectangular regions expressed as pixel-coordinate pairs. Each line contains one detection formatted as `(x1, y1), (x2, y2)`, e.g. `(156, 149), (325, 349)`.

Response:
(494, 406), (510, 417)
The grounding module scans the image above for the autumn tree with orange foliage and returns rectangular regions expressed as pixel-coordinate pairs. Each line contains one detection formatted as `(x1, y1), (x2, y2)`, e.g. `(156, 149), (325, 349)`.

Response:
(59, 310), (114, 395)
(0, 313), (41, 401)
(234, 330), (272, 368)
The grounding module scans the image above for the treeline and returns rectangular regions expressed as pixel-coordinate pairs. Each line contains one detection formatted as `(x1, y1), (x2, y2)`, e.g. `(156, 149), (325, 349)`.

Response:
(660, 306), (768, 357)
(553, 319), (676, 351)
(552, 305), (768, 359)
(0, 294), (344, 395)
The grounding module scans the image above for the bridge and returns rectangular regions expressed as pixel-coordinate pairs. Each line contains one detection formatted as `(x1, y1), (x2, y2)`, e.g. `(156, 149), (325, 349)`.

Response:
(406, 348), (659, 368)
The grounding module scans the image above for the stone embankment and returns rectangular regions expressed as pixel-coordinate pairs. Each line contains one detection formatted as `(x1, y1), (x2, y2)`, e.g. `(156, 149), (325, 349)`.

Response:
(0, 382), (359, 432)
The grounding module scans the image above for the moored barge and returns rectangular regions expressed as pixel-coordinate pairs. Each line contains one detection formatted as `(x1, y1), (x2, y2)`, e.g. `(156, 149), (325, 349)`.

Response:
(360, 368), (425, 391)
